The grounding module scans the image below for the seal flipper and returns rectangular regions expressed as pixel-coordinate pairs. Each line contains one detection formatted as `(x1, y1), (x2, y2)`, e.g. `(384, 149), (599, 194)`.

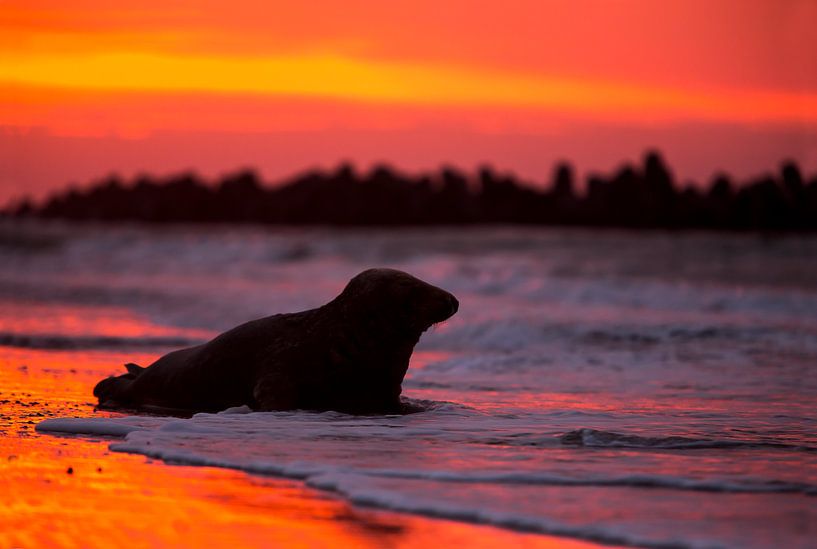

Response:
(93, 362), (143, 407)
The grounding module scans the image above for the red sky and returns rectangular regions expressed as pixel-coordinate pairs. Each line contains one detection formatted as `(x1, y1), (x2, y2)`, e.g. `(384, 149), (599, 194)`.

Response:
(2, 0), (816, 203)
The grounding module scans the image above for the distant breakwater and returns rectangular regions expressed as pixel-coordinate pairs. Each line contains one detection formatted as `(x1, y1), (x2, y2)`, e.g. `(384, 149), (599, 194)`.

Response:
(6, 151), (817, 231)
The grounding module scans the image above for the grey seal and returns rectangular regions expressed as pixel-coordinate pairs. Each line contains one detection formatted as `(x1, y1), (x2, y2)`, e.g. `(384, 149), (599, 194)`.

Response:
(93, 268), (458, 414)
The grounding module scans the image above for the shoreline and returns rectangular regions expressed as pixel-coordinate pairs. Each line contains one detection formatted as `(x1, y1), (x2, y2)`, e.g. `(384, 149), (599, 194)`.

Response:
(1, 346), (611, 549)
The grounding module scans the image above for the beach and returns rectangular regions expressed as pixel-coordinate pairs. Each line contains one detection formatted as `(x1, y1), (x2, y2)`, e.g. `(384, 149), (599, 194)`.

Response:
(2, 222), (816, 548)
(1, 345), (603, 549)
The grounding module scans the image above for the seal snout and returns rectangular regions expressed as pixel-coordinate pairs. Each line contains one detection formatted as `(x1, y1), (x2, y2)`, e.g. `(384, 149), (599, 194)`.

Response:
(429, 290), (459, 325)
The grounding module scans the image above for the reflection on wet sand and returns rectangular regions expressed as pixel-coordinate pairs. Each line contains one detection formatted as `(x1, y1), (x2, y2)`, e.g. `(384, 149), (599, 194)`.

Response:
(0, 347), (607, 549)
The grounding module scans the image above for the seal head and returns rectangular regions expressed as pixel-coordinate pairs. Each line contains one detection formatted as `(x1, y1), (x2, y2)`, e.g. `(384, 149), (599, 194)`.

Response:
(334, 268), (459, 337)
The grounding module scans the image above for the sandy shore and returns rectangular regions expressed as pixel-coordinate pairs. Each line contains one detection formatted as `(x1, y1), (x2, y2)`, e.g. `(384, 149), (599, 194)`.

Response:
(0, 346), (610, 549)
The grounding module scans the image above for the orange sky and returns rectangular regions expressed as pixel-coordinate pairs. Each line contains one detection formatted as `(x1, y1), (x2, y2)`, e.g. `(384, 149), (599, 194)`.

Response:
(2, 0), (816, 202)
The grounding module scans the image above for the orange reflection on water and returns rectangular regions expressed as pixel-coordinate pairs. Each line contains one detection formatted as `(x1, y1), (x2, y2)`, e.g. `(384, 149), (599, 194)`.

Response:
(0, 301), (213, 340)
(406, 350), (451, 371)
(1, 346), (610, 549)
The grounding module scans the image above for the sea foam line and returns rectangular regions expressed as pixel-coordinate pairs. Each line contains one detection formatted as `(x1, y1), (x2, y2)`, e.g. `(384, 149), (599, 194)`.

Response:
(36, 417), (817, 496)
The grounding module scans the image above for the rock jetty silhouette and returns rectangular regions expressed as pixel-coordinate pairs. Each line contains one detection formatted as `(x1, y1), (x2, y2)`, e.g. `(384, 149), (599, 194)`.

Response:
(7, 151), (817, 231)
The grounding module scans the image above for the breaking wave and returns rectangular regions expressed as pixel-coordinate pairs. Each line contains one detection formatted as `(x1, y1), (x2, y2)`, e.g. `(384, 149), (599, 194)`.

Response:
(561, 428), (817, 453)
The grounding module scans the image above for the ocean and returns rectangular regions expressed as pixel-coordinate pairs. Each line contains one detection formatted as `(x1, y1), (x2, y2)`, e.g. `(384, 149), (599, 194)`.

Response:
(4, 222), (816, 548)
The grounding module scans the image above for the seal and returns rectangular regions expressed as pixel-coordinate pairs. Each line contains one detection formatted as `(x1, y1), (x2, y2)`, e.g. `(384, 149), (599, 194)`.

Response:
(93, 268), (458, 414)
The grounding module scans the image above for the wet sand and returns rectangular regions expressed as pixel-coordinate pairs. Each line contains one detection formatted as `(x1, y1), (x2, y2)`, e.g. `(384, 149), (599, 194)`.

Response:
(0, 346), (610, 549)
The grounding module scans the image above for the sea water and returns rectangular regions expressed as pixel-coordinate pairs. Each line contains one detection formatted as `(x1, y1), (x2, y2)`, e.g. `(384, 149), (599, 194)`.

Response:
(4, 222), (815, 548)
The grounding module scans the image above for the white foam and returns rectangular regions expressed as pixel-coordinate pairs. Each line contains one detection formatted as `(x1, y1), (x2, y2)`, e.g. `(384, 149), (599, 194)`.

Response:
(36, 410), (817, 496)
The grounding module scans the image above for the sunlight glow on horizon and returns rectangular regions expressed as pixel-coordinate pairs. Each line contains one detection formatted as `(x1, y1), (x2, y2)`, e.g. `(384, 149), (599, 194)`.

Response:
(1, 0), (816, 199)
(2, 51), (816, 130)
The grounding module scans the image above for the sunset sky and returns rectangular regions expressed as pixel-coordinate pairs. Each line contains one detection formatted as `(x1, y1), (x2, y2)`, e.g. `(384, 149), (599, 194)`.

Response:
(2, 0), (816, 202)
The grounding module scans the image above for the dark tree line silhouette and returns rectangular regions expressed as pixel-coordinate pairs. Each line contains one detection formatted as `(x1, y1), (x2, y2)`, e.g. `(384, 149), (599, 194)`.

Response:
(7, 151), (817, 230)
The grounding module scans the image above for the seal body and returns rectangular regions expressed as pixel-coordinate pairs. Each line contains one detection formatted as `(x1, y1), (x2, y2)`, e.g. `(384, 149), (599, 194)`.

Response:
(93, 268), (458, 414)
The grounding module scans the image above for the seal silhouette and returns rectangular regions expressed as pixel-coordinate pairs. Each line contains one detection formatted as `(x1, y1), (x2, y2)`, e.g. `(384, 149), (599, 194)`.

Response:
(93, 268), (458, 414)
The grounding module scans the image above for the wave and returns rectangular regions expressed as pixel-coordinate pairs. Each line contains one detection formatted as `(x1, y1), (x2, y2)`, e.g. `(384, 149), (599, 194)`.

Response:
(422, 317), (813, 355)
(0, 280), (175, 307)
(36, 413), (817, 549)
(561, 428), (817, 452)
(36, 416), (817, 497)
(307, 472), (695, 549)
(0, 331), (204, 350)
(368, 468), (817, 495)
(103, 434), (816, 547)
